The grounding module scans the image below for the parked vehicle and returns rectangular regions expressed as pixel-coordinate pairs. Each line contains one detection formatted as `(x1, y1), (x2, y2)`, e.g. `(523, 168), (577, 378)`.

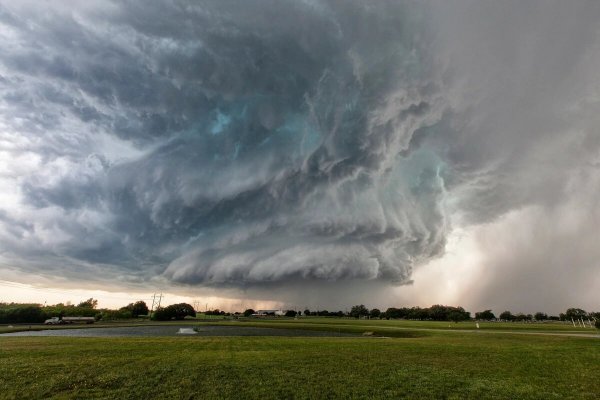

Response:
(44, 316), (95, 325)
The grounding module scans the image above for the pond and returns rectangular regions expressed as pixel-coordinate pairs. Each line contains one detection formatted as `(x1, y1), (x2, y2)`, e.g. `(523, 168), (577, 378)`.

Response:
(0, 325), (356, 338)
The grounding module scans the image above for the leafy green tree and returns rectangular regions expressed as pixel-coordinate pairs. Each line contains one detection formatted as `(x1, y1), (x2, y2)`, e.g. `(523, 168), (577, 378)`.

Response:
(428, 305), (451, 321)
(303, 309), (311, 316)
(285, 310), (297, 317)
(499, 311), (514, 321)
(565, 308), (587, 320)
(243, 309), (255, 317)
(121, 301), (149, 318)
(130, 301), (149, 317)
(534, 312), (548, 321)
(514, 313), (529, 322)
(475, 310), (495, 320)
(77, 298), (98, 309)
(0, 305), (46, 323)
(384, 307), (405, 319)
(408, 307), (429, 320)
(595, 319), (600, 330)
(449, 311), (467, 323)
(350, 305), (369, 319)
(150, 303), (195, 321)
(369, 308), (381, 319)
(152, 307), (173, 321)
(166, 303), (196, 320)
(100, 309), (132, 320)
(427, 305), (467, 321)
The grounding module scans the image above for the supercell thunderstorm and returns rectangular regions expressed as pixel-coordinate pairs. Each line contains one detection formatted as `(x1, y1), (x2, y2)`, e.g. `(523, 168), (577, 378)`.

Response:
(1, 1), (599, 297)
(0, 1), (448, 286)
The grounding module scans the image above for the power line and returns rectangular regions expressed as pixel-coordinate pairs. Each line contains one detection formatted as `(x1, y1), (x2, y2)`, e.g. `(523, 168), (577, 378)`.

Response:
(149, 293), (164, 318)
(192, 300), (202, 313)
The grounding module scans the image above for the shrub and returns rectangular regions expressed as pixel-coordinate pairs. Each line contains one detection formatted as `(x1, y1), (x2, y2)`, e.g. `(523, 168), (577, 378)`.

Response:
(152, 303), (196, 321)
(120, 301), (149, 318)
(0, 305), (46, 324)
(167, 303), (196, 320)
(152, 307), (174, 321)
(99, 309), (132, 321)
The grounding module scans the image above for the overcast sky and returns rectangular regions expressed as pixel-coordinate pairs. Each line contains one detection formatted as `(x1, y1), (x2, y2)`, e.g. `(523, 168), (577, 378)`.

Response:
(1, 1), (598, 313)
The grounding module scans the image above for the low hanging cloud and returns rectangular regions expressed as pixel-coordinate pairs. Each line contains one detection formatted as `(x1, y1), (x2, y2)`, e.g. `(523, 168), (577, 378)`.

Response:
(0, 1), (599, 306)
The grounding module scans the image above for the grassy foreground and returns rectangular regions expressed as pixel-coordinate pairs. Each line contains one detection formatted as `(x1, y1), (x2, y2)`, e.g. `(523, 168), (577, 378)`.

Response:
(1, 329), (599, 399)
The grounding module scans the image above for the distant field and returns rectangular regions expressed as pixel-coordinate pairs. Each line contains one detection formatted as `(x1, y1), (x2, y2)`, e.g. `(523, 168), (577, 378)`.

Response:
(212, 316), (597, 334)
(1, 319), (598, 399)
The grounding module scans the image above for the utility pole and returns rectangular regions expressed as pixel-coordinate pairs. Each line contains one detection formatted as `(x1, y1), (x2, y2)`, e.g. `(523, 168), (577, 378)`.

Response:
(149, 293), (164, 318)
(149, 293), (157, 318)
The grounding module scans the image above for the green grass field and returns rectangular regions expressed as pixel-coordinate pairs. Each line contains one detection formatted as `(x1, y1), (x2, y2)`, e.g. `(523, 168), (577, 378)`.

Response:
(1, 319), (598, 399)
(204, 316), (597, 334)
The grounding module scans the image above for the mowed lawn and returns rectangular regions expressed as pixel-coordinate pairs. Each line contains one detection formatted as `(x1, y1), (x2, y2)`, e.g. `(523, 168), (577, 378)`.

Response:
(201, 317), (597, 334)
(1, 329), (598, 399)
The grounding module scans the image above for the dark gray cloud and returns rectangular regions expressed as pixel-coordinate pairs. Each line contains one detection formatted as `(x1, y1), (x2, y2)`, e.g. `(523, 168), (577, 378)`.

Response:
(0, 0), (445, 288)
(0, 1), (599, 308)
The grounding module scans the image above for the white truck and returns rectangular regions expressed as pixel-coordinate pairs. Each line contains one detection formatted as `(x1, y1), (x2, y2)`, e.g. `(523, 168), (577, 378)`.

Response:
(44, 316), (95, 325)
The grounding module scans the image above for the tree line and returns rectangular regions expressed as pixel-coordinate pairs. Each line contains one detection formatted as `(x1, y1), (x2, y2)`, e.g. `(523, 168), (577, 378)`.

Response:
(240, 305), (471, 322)
(0, 299), (152, 324)
(241, 304), (599, 325)
(475, 308), (600, 323)
(1, 300), (598, 328)
(0, 299), (202, 323)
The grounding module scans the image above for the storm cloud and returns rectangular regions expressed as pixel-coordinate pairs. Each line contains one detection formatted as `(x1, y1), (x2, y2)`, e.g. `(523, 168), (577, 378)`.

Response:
(0, 1), (599, 308)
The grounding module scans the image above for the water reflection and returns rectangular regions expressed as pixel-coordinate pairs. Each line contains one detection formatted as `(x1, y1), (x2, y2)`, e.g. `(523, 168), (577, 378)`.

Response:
(1, 325), (355, 337)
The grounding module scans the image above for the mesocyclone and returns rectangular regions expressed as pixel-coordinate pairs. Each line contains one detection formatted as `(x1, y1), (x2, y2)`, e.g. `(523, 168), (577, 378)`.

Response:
(1, 1), (599, 298)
